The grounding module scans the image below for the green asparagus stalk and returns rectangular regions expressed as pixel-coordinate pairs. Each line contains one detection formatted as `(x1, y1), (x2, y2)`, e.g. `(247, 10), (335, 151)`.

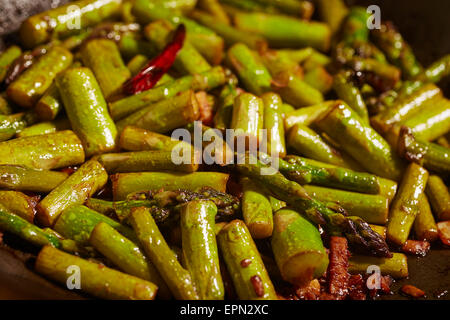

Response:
(303, 66), (333, 94)
(233, 12), (330, 51)
(387, 163), (429, 246)
(116, 90), (200, 133)
(111, 172), (229, 200)
(80, 39), (131, 99)
(315, 101), (404, 181)
(35, 246), (158, 300)
(261, 92), (286, 158)
(15, 118), (71, 138)
(303, 185), (389, 225)
(0, 46), (22, 83)
(213, 84), (240, 130)
(109, 66), (227, 121)
(315, 0), (348, 36)
(333, 72), (369, 124)
(372, 22), (423, 79)
(34, 83), (62, 121)
(271, 71), (324, 108)
(119, 126), (192, 152)
(0, 204), (60, 248)
(6, 46), (73, 108)
(426, 175), (450, 222)
(414, 195), (438, 242)
(197, 0), (230, 24)
(130, 207), (199, 300)
(98, 150), (198, 173)
(56, 67), (118, 157)
(0, 190), (37, 223)
(0, 131), (85, 170)
(180, 200), (224, 300)
(287, 124), (353, 169)
(271, 208), (329, 286)
(241, 177), (273, 239)
(54, 205), (136, 246)
(236, 158), (392, 257)
(341, 6), (370, 45)
(226, 43), (272, 95)
(280, 155), (381, 194)
(37, 160), (108, 226)
(0, 112), (38, 141)
(284, 101), (333, 131)
(217, 220), (278, 300)
(19, 0), (122, 48)
(417, 54), (450, 84)
(89, 222), (171, 299)
(371, 83), (442, 134)
(190, 10), (266, 50)
(398, 127), (450, 174)
(0, 165), (69, 193)
(230, 93), (264, 144)
(348, 253), (408, 279)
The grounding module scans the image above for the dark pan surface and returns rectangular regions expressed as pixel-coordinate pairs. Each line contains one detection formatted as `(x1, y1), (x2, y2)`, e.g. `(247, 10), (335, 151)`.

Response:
(0, 0), (449, 300)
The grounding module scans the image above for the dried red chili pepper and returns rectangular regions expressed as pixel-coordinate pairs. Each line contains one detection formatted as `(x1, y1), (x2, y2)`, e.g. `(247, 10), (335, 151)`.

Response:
(122, 24), (186, 95)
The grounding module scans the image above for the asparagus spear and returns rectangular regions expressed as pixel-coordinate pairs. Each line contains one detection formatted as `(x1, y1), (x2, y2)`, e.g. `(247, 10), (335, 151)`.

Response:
(387, 163), (429, 246)
(261, 92), (286, 158)
(119, 126), (192, 152)
(89, 222), (171, 299)
(284, 101), (333, 131)
(333, 72), (369, 124)
(271, 208), (329, 286)
(35, 246), (158, 300)
(37, 160), (108, 226)
(426, 175), (450, 221)
(0, 165), (69, 193)
(19, 0), (122, 48)
(303, 185), (389, 225)
(348, 253), (408, 279)
(217, 220), (278, 300)
(233, 12), (330, 51)
(235, 157), (392, 257)
(197, 0), (230, 24)
(241, 177), (273, 239)
(116, 90), (200, 133)
(414, 195), (438, 242)
(80, 39), (131, 99)
(0, 46), (22, 83)
(130, 207), (199, 300)
(398, 127), (450, 174)
(371, 83), (442, 134)
(213, 84), (240, 130)
(315, 101), (404, 181)
(0, 131), (85, 170)
(0, 204), (60, 248)
(57, 67), (118, 157)
(7, 46), (73, 108)
(15, 118), (70, 139)
(226, 43), (272, 95)
(180, 200), (224, 300)
(98, 150), (198, 173)
(109, 66), (227, 121)
(287, 124), (353, 169)
(0, 190), (37, 223)
(0, 112), (38, 141)
(111, 171), (230, 200)
(280, 155), (381, 195)
(34, 83), (62, 121)
(54, 205), (137, 246)
(230, 93), (264, 144)
(372, 22), (423, 79)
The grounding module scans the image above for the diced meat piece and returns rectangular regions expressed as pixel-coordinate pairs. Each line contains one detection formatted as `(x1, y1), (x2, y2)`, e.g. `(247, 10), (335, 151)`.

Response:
(295, 279), (321, 300)
(401, 240), (431, 256)
(437, 221), (450, 246)
(347, 274), (367, 300)
(401, 285), (426, 298)
(327, 236), (350, 299)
